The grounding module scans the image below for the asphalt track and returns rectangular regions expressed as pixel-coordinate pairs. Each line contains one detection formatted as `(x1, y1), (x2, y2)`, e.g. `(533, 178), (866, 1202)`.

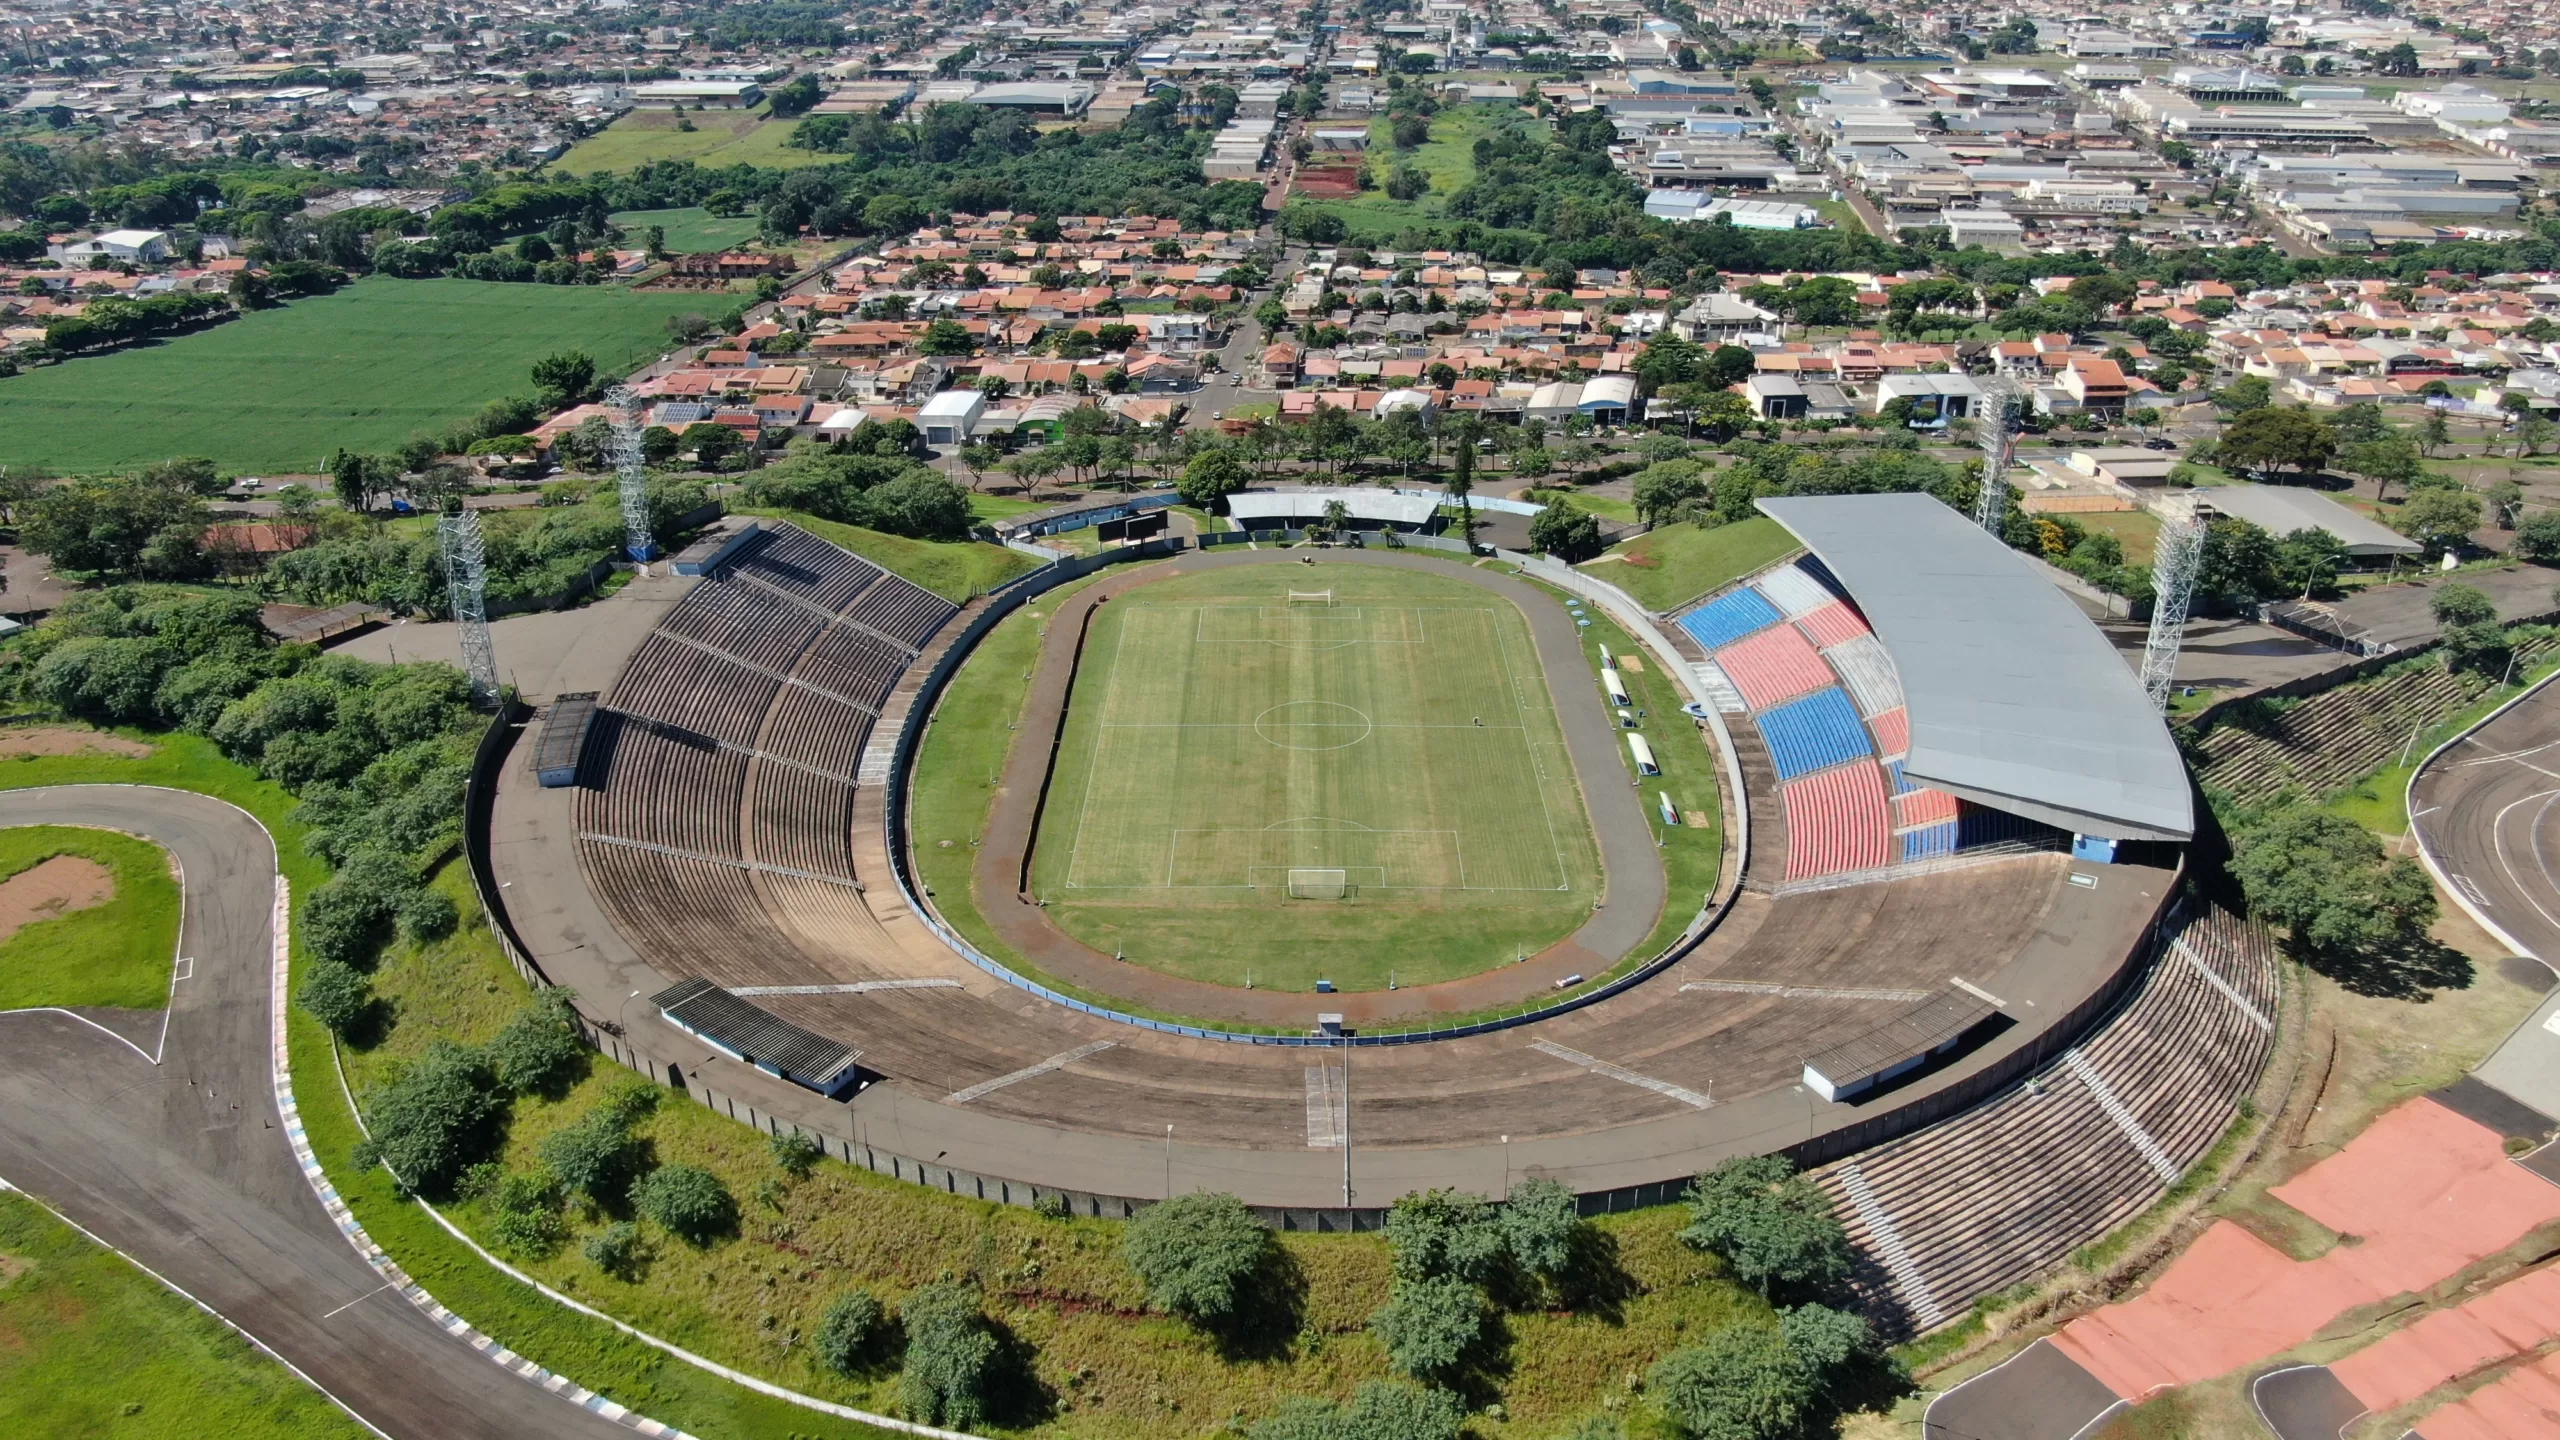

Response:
(2410, 679), (2560, 966)
(0, 786), (639, 1440)
(1922, 1337), (2123, 1440)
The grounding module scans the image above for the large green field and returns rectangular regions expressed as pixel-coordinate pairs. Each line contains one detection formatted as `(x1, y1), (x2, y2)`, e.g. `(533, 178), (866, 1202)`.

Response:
(1292, 104), (1523, 239)
(0, 1191), (367, 1439)
(1589, 515), (1802, 613)
(556, 109), (832, 175)
(0, 278), (714, 474)
(609, 206), (762, 254)
(1031, 563), (1602, 990)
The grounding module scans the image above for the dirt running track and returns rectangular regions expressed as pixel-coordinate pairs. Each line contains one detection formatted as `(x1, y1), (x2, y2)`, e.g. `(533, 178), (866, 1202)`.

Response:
(0, 786), (642, 1440)
(971, 548), (1672, 1026)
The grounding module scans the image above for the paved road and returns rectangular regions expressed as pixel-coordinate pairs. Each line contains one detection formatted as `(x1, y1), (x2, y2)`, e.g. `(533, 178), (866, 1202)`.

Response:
(0, 787), (639, 1440)
(2410, 680), (2560, 965)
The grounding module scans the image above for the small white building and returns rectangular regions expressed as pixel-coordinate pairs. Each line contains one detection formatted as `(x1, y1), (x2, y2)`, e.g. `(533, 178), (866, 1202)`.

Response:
(93, 229), (173, 263)
(918, 389), (988, 447)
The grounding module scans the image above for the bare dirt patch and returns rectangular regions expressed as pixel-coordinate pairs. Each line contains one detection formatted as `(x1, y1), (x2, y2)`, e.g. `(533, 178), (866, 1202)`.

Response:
(0, 1254), (26, 1289)
(0, 856), (115, 944)
(0, 728), (152, 760)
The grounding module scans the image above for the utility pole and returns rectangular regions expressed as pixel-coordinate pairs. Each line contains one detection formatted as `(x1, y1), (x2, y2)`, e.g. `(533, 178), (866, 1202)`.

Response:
(605, 383), (658, 562)
(2141, 498), (2208, 713)
(437, 509), (500, 707)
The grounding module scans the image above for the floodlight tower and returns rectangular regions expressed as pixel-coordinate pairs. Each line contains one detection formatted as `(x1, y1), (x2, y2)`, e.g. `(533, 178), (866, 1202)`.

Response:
(1974, 375), (2021, 537)
(2140, 499), (2208, 713)
(437, 509), (501, 707)
(606, 383), (658, 562)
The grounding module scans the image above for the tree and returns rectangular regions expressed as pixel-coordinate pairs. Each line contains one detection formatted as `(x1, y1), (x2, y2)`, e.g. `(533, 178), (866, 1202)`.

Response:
(2486, 480), (2524, 530)
(1177, 453), (1249, 515)
(1368, 1274), (1483, 1379)
(1447, 437), (1481, 551)
(1633, 460), (1707, 525)
(24, 474), (212, 577)
(1246, 1381), (1465, 1440)
(900, 1282), (999, 1429)
(634, 1162), (736, 1244)
(2418, 406), (2452, 458)
(1677, 1155), (1848, 1295)
(485, 990), (586, 1097)
(538, 1106), (643, 1203)
(682, 422), (745, 471)
(297, 960), (371, 1035)
(1527, 503), (1604, 563)
(2273, 528), (2350, 599)
(2515, 512), (2560, 562)
(815, 1289), (887, 1377)
(354, 1040), (500, 1197)
(1649, 1324), (1809, 1440)
(1122, 1191), (1269, 1325)
(530, 350), (598, 409)
(2340, 437), (2422, 500)
(2213, 374), (2273, 414)
(917, 319), (975, 356)
(2430, 582), (2498, 629)
(2218, 407), (2338, 482)
(1501, 1175), (1583, 1280)
(2229, 808), (2440, 993)
(1384, 1189), (1507, 1285)
(2394, 488), (2482, 557)
(489, 1171), (568, 1259)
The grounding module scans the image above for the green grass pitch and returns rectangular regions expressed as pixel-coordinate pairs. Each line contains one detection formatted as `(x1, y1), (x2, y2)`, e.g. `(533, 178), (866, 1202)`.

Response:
(0, 277), (718, 475)
(1030, 564), (1602, 992)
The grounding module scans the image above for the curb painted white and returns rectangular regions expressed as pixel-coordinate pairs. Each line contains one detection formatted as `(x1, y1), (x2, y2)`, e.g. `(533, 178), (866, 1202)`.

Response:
(0, 1173), (394, 1440)
(2403, 667), (2560, 960)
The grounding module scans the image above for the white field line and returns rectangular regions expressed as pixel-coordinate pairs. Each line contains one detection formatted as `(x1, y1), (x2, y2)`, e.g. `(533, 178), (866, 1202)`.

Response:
(1528, 1040), (1712, 1109)
(945, 1041), (1116, 1105)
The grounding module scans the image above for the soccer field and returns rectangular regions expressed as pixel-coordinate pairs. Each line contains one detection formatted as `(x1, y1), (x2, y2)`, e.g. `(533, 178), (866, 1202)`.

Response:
(1030, 564), (1602, 991)
(0, 278), (714, 474)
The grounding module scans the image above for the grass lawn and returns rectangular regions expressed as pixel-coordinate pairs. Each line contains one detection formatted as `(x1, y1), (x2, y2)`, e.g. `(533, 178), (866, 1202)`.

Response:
(1587, 516), (1801, 613)
(0, 1191), (369, 1439)
(737, 508), (1041, 601)
(607, 206), (761, 253)
(1292, 105), (1522, 236)
(554, 110), (831, 175)
(1031, 563), (1602, 991)
(965, 492), (1049, 523)
(0, 278), (713, 475)
(1564, 605), (1724, 960)
(2072, 509), (2164, 566)
(0, 825), (180, 1011)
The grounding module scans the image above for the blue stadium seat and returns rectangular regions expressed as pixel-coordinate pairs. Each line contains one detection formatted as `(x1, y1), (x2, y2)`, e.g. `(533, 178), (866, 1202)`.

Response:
(1899, 820), (1959, 860)
(1679, 588), (1783, 651)
(1756, 687), (1872, 781)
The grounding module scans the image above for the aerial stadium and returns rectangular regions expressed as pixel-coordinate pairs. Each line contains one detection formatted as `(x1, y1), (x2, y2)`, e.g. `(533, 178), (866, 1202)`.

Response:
(478, 487), (2279, 1335)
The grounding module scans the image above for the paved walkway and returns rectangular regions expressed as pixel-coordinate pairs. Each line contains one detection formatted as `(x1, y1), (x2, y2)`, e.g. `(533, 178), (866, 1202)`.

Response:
(0, 788), (638, 1440)
(968, 548), (1672, 1026)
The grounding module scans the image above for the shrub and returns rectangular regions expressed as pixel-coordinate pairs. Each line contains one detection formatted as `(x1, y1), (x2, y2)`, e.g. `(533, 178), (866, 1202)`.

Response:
(2430, 582), (2498, 628)
(486, 990), (587, 1097)
(1384, 1188), (1506, 1285)
(584, 1221), (644, 1280)
(354, 1041), (501, 1196)
(770, 1129), (823, 1179)
(394, 883), (458, 943)
(1121, 1191), (1268, 1324)
(899, 1281), (998, 1429)
(489, 1171), (568, 1259)
(633, 1162), (735, 1244)
(1649, 1324), (1807, 1440)
(1247, 1380), (1467, 1440)
(1677, 1155), (1849, 1295)
(537, 1107), (643, 1203)
(297, 960), (371, 1035)
(1501, 1175), (1583, 1279)
(813, 1288), (887, 1377)
(1367, 1274), (1483, 1380)
(595, 1076), (661, 1128)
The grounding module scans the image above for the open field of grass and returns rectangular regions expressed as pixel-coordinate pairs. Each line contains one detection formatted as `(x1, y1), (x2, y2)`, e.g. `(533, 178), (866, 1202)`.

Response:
(1291, 104), (1521, 236)
(0, 825), (179, 1011)
(0, 1190), (368, 1439)
(737, 508), (1041, 600)
(555, 109), (831, 175)
(0, 278), (712, 475)
(1031, 563), (1601, 991)
(608, 206), (762, 253)
(2071, 509), (2164, 566)
(1587, 515), (1801, 613)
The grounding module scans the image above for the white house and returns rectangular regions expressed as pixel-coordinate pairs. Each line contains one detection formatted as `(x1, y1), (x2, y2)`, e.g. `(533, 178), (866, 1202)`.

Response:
(93, 229), (173, 263)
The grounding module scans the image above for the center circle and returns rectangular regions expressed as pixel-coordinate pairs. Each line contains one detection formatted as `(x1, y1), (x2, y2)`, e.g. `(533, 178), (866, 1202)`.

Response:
(1253, 700), (1374, 751)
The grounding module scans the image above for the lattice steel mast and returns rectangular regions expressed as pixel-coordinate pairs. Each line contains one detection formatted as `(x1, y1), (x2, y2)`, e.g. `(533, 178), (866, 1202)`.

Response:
(437, 508), (500, 706)
(2140, 499), (2208, 713)
(1974, 376), (2020, 536)
(606, 383), (658, 562)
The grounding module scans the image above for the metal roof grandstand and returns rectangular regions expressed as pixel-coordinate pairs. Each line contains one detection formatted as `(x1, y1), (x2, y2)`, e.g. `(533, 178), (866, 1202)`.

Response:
(1226, 489), (1442, 529)
(650, 978), (865, 1098)
(1756, 494), (2195, 842)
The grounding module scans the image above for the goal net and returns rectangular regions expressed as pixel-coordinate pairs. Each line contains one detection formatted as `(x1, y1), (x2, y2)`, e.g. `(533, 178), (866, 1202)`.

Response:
(1286, 589), (1335, 608)
(1286, 868), (1351, 900)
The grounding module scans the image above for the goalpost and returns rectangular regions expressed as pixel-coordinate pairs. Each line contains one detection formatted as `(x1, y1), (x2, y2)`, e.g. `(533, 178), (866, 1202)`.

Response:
(1286, 868), (1351, 901)
(1286, 589), (1335, 608)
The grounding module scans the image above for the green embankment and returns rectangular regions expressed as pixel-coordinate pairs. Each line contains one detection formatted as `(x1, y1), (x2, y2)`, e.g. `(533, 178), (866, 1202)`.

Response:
(739, 509), (1041, 601)
(1588, 516), (1801, 613)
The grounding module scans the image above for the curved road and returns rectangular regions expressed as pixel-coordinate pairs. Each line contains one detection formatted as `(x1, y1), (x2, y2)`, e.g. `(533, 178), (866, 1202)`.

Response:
(0, 787), (640, 1440)
(2410, 681), (2560, 964)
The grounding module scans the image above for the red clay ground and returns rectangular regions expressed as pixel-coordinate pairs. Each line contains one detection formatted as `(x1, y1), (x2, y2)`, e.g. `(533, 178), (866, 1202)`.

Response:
(2331, 1263), (2560, 1414)
(2053, 1097), (2560, 1398)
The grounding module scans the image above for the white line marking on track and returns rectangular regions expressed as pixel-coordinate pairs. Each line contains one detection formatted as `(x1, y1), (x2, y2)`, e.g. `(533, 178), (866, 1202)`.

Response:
(1950, 977), (2007, 1010)
(728, 980), (962, 996)
(946, 1042), (1116, 1105)
(1304, 1066), (1345, 1148)
(1529, 1040), (1712, 1109)
(1681, 981), (1935, 1002)
(322, 1280), (399, 1319)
